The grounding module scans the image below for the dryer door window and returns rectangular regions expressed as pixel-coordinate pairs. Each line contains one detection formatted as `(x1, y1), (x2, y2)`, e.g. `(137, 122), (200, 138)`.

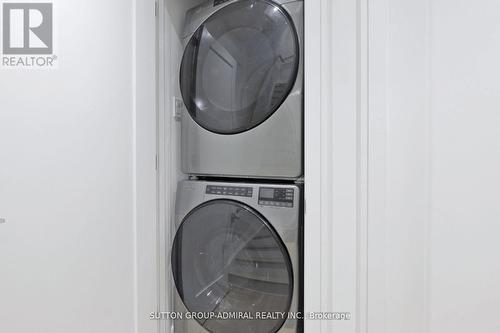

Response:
(180, 0), (299, 134)
(172, 200), (293, 333)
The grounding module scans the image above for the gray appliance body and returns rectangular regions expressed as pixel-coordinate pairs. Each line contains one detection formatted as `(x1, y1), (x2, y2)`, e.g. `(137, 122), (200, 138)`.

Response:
(172, 180), (302, 333)
(180, 0), (304, 180)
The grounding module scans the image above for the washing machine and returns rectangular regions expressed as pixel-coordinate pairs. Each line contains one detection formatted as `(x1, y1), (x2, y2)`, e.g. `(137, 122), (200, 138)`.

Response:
(179, 0), (304, 179)
(171, 180), (303, 333)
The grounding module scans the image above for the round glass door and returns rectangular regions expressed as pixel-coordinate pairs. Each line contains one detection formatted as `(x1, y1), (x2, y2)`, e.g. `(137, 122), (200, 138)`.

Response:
(172, 200), (293, 333)
(180, 0), (300, 134)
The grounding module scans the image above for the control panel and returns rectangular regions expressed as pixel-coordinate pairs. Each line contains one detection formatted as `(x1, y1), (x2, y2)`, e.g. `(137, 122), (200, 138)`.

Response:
(258, 187), (294, 208)
(206, 185), (253, 197)
(214, 0), (230, 6)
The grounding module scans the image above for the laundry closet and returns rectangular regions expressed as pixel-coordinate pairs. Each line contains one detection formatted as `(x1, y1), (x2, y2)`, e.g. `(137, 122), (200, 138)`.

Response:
(157, 1), (304, 333)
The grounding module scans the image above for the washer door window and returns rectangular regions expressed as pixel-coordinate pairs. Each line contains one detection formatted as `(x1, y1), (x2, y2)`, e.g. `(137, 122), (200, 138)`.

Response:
(172, 200), (293, 333)
(180, 0), (300, 134)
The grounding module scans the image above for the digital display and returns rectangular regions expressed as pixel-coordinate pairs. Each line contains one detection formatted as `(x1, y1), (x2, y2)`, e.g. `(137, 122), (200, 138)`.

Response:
(258, 187), (294, 208)
(260, 188), (275, 199)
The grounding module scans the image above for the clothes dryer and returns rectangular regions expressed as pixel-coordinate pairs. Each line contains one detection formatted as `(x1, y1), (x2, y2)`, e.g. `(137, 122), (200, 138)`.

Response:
(172, 180), (303, 333)
(180, 0), (304, 179)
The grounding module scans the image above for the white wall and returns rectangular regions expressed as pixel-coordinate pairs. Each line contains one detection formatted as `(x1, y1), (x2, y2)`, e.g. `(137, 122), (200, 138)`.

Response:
(0, 0), (157, 332)
(368, 0), (500, 333)
(429, 1), (500, 332)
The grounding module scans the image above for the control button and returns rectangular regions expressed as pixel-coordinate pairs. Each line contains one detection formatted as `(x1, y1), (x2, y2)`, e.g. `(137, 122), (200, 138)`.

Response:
(206, 186), (253, 197)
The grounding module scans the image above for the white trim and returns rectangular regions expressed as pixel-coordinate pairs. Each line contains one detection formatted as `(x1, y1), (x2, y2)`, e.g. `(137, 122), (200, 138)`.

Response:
(366, 1), (431, 332)
(303, 0), (323, 330)
(134, 0), (159, 332)
(157, 2), (189, 332)
(304, 0), (369, 332)
(366, 0), (389, 331)
(132, 0), (139, 330)
(357, 0), (369, 332)
(424, 2), (432, 332)
(157, 0), (168, 332)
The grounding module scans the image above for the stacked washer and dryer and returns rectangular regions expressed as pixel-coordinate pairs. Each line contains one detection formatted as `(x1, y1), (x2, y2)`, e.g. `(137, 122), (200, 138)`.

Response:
(171, 1), (304, 332)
